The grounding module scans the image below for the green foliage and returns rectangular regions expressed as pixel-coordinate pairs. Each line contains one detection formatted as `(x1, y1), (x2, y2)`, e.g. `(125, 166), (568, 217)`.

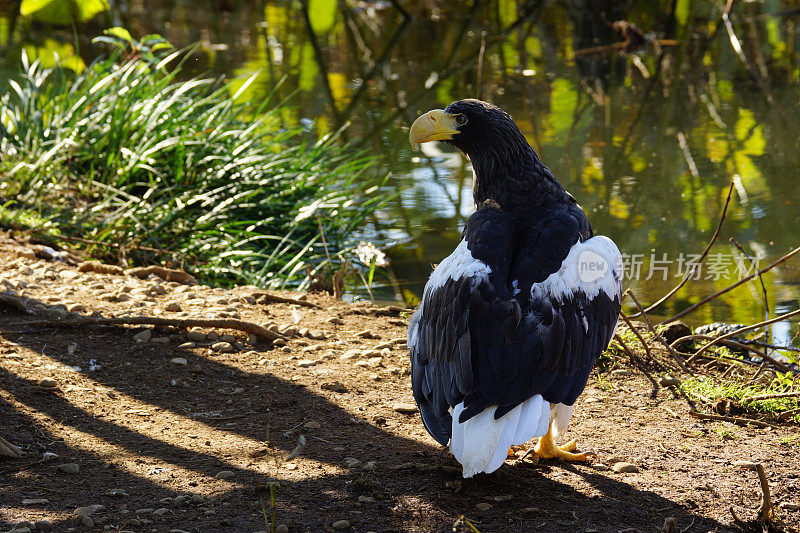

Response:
(20, 0), (109, 24)
(681, 375), (800, 424)
(0, 35), (387, 289)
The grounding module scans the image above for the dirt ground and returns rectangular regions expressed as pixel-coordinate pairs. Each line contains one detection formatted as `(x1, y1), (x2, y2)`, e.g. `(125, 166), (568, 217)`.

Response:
(1, 233), (799, 533)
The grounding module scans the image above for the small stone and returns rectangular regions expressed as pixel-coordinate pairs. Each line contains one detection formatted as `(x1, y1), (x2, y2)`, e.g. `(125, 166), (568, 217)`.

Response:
(66, 303), (86, 313)
(275, 525), (289, 533)
(74, 506), (94, 517)
(476, 502), (492, 511)
(733, 460), (759, 470)
(215, 470), (235, 480)
(219, 334), (236, 343)
(21, 498), (49, 505)
(358, 495), (375, 503)
(190, 494), (205, 503)
(393, 403), (418, 414)
(373, 342), (393, 350)
(610, 369), (632, 377)
(34, 520), (53, 532)
(612, 462), (639, 473)
(38, 378), (58, 388)
(178, 342), (195, 349)
(355, 329), (378, 339)
(57, 462), (80, 474)
(304, 420), (321, 430)
(153, 508), (169, 516)
(186, 330), (206, 342)
(81, 516), (95, 528)
(151, 336), (171, 344)
(325, 317), (343, 325)
(344, 457), (361, 468)
(779, 503), (800, 511)
(170, 357), (188, 366)
(485, 494), (513, 502)
(659, 375), (681, 387)
(211, 342), (234, 353)
(321, 381), (348, 393)
(340, 349), (361, 360)
(331, 519), (351, 530)
(521, 507), (539, 513)
(164, 302), (182, 312)
(296, 359), (318, 368)
(134, 330), (152, 343)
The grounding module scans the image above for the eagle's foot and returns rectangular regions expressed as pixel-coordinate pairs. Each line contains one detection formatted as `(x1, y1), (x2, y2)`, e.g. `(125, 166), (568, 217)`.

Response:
(533, 428), (595, 462)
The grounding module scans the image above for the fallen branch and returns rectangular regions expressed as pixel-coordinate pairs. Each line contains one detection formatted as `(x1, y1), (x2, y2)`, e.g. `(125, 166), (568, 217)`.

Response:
(690, 308), (800, 362)
(730, 461), (783, 532)
(623, 290), (689, 372)
(618, 310), (652, 359)
(743, 390), (800, 402)
(0, 436), (22, 458)
(662, 245), (800, 325)
(778, 407), (800, 422)
(7, 315), (285, 341)
(251, 292), (320, 309)
(669, 334), (792, 373)
(689, 409), (779, 429)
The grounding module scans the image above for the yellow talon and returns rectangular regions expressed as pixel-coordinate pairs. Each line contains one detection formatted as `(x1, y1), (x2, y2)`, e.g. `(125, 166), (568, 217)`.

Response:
(533, 426), (595, 462)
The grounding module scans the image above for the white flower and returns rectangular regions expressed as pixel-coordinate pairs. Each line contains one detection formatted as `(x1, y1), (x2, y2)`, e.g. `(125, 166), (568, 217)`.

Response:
(354, 241), (388, 267)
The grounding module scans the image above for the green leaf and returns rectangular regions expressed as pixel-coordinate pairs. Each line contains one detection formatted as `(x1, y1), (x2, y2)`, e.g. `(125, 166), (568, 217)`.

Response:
(103, 26), (133, 43)
(308, 0), (336, 33)
(21, 0), (109, 24)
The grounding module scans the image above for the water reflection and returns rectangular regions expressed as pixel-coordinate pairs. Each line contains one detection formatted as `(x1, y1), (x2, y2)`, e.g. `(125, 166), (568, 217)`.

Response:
(1, 0), (799, 343)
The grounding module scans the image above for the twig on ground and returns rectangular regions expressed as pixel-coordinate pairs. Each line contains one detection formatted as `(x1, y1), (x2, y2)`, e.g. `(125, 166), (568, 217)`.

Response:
(689, 409), (779, 428)
(8, 315), (285, 341)
(624, 290), (689, 372)
(691, 308), (800, 362)
(0, 436), (23, 458)
(778, 407), (800, 422)
(618, 311), (652, 359)
(668, 334), (792, 373)
(743, 390), (800, 402)
(636, 180), (735, 317)
(251, 292), (320, 309)
(613, 332), (638, 363)
(730, 461), (783, 531)
(662, 245), (800, 325)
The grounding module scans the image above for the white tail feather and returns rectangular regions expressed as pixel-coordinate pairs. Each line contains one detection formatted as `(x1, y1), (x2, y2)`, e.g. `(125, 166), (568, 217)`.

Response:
(450, 395), (550, 478)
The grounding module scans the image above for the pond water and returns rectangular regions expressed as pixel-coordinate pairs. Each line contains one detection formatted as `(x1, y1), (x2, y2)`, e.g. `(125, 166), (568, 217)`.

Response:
(1, 0), (799, 346)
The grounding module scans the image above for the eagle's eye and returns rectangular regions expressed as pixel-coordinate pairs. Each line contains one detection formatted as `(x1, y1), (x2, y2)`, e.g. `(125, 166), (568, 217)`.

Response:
(454, 113), (468, 126)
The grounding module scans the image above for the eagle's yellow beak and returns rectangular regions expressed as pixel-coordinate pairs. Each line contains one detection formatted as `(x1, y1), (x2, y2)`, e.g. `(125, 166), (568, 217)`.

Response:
(409, 109), (460, 151)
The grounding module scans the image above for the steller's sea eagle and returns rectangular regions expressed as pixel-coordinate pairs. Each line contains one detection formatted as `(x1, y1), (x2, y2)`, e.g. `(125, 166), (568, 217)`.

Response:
(407, 99), (622, 478)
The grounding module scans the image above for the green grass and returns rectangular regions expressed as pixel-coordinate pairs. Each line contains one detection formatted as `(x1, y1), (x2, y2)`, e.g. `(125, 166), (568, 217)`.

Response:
(0, 34), (387, 289)
(680, 373), (800, 424)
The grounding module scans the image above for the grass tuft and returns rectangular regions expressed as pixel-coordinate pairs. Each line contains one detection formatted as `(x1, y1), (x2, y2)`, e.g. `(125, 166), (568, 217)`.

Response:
(0, 35), (387, 288)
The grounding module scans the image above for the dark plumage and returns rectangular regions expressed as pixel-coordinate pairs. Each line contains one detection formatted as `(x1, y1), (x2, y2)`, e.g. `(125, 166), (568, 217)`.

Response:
(407, 99), (622, 477)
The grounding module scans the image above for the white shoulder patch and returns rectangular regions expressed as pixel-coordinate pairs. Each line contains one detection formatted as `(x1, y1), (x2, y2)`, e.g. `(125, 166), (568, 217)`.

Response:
(535, 235), (622, 303)
(423, 239), (491, 299)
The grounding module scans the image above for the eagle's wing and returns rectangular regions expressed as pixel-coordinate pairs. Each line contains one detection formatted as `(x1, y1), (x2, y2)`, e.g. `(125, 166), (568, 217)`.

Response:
(409, 205), (621, 449)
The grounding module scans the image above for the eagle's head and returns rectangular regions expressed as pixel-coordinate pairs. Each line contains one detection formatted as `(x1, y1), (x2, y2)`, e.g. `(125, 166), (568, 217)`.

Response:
(409, 99), (558, 206)
(409, 99), (527, 158)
